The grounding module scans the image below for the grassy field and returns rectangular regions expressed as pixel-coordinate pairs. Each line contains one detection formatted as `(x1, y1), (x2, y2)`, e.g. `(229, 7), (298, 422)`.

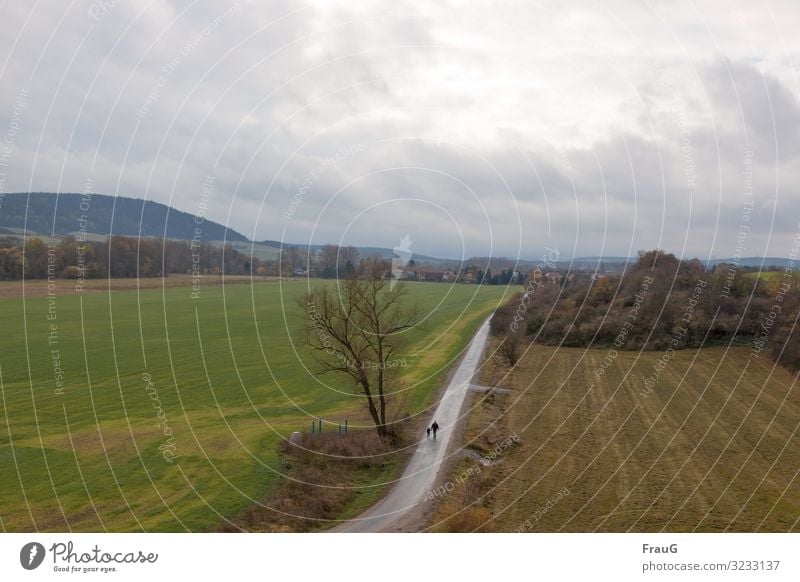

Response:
(430, 344), (800, 532)
(0, 274), (284, 299)
(0, 278), (509, 531)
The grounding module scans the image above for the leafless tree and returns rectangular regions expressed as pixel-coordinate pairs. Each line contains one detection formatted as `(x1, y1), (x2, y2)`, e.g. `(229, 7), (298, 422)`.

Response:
(280, 246), (308, 276)
(300, 261), (420, 437)
(498, 330), (523, 367)
(317, 244), (359, 278)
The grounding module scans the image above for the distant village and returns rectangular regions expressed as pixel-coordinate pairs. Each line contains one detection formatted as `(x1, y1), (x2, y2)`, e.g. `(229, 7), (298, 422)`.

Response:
(272, 244), (622, 286)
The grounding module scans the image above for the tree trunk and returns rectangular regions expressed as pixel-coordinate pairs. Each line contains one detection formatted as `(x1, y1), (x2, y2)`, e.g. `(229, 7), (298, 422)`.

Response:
(361, 380), (385, 437)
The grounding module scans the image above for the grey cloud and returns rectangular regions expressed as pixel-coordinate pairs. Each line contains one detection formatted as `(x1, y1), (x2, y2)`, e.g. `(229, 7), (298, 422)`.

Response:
(2, 2), (800, 260)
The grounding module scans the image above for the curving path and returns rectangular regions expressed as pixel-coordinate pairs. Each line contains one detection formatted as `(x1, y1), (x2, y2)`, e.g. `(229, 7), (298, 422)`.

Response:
(335, 317), (492, 532)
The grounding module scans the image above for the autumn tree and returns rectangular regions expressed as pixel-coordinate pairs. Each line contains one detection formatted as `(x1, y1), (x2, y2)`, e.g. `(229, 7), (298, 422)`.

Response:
(300, 261), (420, 437)
(317, 244), (359, 278)
(497, 328), (523, 367)
(25, 237), (49, 278)
(280, 246), (309, 276)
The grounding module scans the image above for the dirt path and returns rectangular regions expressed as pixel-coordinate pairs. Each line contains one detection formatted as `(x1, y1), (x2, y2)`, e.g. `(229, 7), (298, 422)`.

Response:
(334, 317), (492, 532)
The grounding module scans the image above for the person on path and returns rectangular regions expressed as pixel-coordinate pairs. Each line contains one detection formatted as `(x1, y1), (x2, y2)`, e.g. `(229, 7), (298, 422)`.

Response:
(426, 427), (431, 439)
(431, 421), (439, 439)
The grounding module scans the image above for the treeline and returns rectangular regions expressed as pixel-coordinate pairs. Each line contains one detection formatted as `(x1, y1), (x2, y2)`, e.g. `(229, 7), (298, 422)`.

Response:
(473, 268), (518, 285)
(0, 236), (261, 280)
(491, 250), (800, 373)
(0, 237), (507, 283)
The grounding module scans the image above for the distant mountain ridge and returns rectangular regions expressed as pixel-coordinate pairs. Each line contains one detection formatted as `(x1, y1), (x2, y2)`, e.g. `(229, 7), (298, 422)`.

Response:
(257, 239), (448, 264)
(1, 193), (793, 269)
(0, 192), (248, 242)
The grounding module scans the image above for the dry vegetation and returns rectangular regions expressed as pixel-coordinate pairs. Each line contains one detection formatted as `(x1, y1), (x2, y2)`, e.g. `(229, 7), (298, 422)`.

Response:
(218, 429), (410, 532)
(429, 342), (800, 532)
(492, 250), (800, 373)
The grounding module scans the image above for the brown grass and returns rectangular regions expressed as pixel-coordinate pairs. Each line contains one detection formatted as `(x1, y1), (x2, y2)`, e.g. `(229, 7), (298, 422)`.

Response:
(428, 343), (800, 532)
(217, 429), (410, 532)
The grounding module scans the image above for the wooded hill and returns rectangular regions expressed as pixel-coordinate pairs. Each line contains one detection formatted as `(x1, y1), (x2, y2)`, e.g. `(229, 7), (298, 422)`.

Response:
(0, 192), (248, 242)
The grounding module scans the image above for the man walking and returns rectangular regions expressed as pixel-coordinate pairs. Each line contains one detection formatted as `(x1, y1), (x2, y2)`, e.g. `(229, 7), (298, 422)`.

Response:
(431, 420), (439, 439)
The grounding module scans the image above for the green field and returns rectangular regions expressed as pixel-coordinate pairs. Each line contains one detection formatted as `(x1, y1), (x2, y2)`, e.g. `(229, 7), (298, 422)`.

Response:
(0, 279), (509, 531)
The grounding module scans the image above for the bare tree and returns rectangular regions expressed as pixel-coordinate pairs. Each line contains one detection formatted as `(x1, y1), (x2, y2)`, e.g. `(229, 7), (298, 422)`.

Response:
(317, 244), (359, 278)
(318, 244), (339, 277)
(338, 245), (359, 273)
(498, 330), (523, 367)
(280, 246), (307, 276)
(300, 262), (420, 437)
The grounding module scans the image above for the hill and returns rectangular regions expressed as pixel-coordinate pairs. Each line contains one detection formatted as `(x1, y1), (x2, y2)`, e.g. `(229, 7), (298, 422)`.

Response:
(257, 239), (453, 265)
(0, 192), (248, 242)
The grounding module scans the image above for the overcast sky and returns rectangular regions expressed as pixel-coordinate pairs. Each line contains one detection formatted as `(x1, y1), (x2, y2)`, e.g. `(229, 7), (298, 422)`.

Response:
(1, 0), (799, 261)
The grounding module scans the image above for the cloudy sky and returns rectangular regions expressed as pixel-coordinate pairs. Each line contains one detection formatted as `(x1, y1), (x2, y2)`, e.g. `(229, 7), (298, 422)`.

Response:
(1, 0), (799, 261)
